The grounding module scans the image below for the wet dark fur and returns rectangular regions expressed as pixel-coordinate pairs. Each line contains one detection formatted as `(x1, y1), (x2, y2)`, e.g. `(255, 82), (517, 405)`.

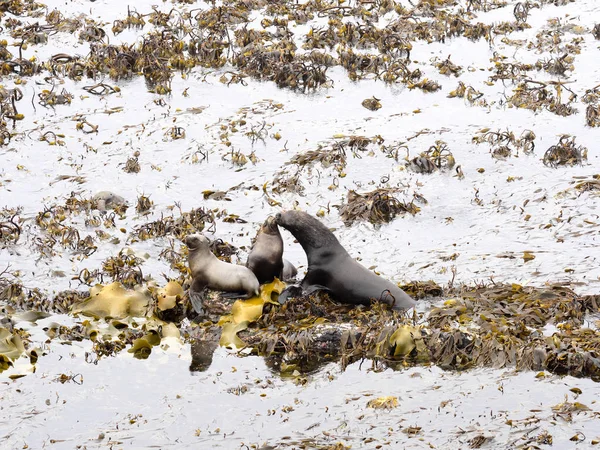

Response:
(275, 211), (340, 253)
(247, 217), (284, 284)
(275, 210), (415, 311)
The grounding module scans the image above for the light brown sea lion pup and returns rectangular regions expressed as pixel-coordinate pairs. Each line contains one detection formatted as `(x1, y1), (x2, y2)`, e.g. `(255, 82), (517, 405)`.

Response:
(185, 234), (260, 314)
(246, 217), (298, 284)
(92, 191), (127, 211)
(275, 210), (416, 311)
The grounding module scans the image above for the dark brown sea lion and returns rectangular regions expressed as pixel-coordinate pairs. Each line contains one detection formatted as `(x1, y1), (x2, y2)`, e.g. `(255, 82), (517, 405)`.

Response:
(275, 210), (416, 311)
(186, 234), (260, 313)
(246, 217), (297, 284)
(246, 217), (284, 284)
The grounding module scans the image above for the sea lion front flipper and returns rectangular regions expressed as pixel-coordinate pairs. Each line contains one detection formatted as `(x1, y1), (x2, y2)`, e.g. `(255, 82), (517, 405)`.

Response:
(278, 285), (304, 304)
(299, 273), (331, 295)
(278, 283), (331, 305)
(189, 288), (206, 315)
(303, 284), (331, 295)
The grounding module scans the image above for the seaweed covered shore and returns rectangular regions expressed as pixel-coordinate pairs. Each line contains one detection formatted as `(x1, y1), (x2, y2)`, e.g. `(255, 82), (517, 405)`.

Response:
(3, 276), (600, 382)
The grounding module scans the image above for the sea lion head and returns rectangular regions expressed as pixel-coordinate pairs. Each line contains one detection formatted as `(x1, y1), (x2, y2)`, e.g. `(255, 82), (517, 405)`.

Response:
(275, 210), (339, 250)
(92, 191), (127, 211)
(260, 216), (280, 235)
(185, 234), (210, 251)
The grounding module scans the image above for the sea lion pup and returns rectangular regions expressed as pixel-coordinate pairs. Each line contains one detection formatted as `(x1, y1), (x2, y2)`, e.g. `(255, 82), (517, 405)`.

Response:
(92, 191), (126, 211)
(246, 217), (284, 284)
(246, 217), (298, 283)
(275, 211), (416, 311)
(185, 234), (260, 314)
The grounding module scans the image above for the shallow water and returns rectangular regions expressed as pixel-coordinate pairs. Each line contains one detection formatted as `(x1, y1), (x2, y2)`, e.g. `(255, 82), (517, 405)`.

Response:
(3, 317), (600, 449)
(1, 0), (600, 447)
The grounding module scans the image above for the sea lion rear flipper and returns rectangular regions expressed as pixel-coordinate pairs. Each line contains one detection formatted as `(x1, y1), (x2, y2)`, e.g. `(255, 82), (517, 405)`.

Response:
(380, 289), (416, 311)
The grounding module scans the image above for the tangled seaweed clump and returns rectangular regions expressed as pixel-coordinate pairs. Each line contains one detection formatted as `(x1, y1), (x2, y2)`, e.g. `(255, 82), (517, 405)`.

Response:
(582, 84), (600, 127)
(28, 193), (133, 259)
(131, 206), (215, 241)
(472, 128), (536, 159)
(508, 80), (578, 116)
(0, 86), (26, 145)
(573, 175), (600, 195)
(290, 136), (378, 172)
(433, 55), (463, 77)
(337, 188), (421, 226)
(272, 135), (382, 194)
(542, 135), (587, 167)
(407, 140), (456, 174)
(447, 81), (486, 106)
(1, 278), (48, 313)
(0, 207), (22, 245)
(101, 250), (146, 287)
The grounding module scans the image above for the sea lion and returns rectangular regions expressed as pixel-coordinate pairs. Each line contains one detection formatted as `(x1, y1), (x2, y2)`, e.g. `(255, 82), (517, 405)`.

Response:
(275, 210), (416, 311)
(246, 217), (284, 284)
(186, 234), (260, 314)
(281, 258), (298, 281)
(92, 191), (126, 211)
(246, 217), (298, 283)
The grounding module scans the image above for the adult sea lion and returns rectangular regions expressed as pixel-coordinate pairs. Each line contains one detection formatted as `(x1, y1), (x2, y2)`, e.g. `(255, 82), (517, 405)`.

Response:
(186, 234), (260, 313)
(275, 210), (415, 311)
(246, 217), (297, 283)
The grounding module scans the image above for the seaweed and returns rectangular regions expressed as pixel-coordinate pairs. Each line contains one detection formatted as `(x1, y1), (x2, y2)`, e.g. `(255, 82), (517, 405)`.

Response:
(408, 140), (456, 173)
(131, 206), (215, 241)
(472, 128), (536, 158)
(542, 135), (587, 168)
(508, 80), (578, 116)
(337, 188), (421, 226)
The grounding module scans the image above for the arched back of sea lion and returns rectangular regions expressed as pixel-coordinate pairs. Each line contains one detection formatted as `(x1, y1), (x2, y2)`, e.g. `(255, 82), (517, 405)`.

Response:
(275, 211), (340, 250)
